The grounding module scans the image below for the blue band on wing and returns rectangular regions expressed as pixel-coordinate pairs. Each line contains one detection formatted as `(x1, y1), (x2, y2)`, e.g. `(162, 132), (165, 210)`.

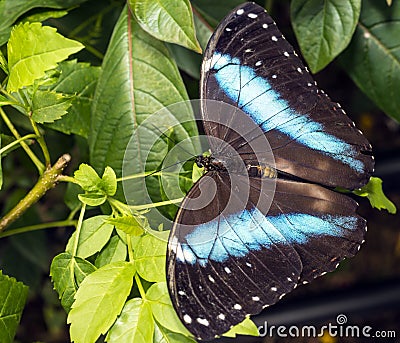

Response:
(177, 207), (358, 265)
(210, 52), (364, 173)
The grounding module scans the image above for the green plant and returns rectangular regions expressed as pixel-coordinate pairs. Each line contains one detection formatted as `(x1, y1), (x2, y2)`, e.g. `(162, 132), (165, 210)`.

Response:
(0, 0), (397, 342)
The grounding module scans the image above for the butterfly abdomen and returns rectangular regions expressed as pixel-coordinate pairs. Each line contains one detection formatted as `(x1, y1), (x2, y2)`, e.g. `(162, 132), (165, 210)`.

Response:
(247, 164), (277, 178)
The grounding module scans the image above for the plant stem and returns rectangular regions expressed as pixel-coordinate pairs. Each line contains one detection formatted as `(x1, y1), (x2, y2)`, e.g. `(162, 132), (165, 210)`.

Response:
(30, 117), (51, 167)
(58, 175), (79, 184)
(129, 197), (184, 211)
(0, 133), (37, 155)
(108, 197), (131, 215)
(135, 274), (146, 299)
(0, 107), (45, 173)
(0, 219), (76, 238)
(0, 154), (71, 231)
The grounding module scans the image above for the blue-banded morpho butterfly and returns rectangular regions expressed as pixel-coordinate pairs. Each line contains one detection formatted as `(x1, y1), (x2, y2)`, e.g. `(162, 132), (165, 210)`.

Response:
(166, 2), (374, 340)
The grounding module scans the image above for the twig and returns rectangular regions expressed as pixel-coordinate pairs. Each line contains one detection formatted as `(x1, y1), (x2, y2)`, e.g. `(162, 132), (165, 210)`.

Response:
(0, 154), (71, 231)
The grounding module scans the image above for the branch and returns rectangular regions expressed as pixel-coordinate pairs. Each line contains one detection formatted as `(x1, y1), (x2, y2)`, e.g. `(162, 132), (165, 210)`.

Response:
(0, 154), (71, 231)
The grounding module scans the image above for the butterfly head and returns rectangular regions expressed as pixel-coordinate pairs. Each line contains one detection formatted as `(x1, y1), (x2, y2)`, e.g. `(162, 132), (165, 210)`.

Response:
(195, 155), (225, 172)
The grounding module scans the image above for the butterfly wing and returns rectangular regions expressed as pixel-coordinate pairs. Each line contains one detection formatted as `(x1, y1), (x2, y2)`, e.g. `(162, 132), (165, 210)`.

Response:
(167, 173), (366, 340)
(201, 2), (374, 189)
(167, 173), (302, 340)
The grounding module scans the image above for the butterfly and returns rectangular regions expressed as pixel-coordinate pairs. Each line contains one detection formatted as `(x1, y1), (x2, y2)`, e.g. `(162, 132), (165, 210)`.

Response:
(166, 2), (374, 341)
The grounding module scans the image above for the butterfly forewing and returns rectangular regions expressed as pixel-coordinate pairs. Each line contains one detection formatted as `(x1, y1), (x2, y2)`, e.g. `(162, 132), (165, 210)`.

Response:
(201, 2), (374, 189)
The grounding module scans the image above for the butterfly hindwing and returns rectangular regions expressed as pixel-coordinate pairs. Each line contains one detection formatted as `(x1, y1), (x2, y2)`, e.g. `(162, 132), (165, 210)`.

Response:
(201, 2), (374, 189)
(167, 173), (302, 340)
(167, 173), (366, 340)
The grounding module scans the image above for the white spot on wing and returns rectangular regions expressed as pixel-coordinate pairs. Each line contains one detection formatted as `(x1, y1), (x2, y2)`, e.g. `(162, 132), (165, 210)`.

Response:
(246, 262), (252, 267)
(271, 286), (277, 292)
(224, 267), (231, 274)
(252, 296), (260, 301)
(197, 318), (209, 326)
(234, 304), (242, 310)
(175, 242), (185, 262)
(178, 290), (185, 296)
(263, 23), (268, 29)
(218, 313), (226, 320)
(255, 61), (262, 66)
(272, 74), (277, 79)
(284, 51), (289, 57)
(271, 35), (278, 41)
(184, 314), (192, 324)
(248, 13), (258, 19)
(237, 9), (244, 15)
(208, 275), (215, 283)
(202, 58), (212, 74)
(225, 27), (232, 32)
(297, 67), (302, 73)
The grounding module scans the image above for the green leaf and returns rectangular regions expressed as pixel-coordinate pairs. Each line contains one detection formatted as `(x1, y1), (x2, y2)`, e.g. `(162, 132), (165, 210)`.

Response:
(73, 163), (102, 192)
(146, 282), (192, 337)
(73, 164), (117, 205)
(0, 271), (29, 343)
(106, 298), (154, 343)
(0, 0), (90, 46)
(78, 193), (107, 206)
(353, 177), (397, 214)
(168, 12), (211, 79)
(89, 7), (197, 199)
(7, 22), (83, 92)
(101, 166), (117, 196)
(50, 252), (96, 313)
(66, 215), (114, 258)
(222, 317), (259, 338)
(0, 50), (7, 74)
(68, 261), (136, 343)
(106, 214), (146, 236)
(22, 9), (69, 23)
(291, 0), (361, 73)
(46, 60), (101, 137)
(129, 0), (201, 52)
(95, 235), (127, 268)
(154, 322), (197, 343)
(134, 233), (167, 282)
(192, 162), (204, 183)
(31, 89), (73, 123)
(341, 0), (400, 122)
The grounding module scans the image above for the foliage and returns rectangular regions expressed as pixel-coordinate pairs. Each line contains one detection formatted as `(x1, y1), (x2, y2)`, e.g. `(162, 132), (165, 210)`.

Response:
(0, 1), (397, 343)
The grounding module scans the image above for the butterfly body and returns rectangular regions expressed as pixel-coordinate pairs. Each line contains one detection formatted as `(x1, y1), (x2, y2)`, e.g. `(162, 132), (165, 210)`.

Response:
(167, 2), (374, 341)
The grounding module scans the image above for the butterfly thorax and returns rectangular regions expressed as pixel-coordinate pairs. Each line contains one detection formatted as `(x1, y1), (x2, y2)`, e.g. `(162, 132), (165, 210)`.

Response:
(195, 155), (277, 179)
